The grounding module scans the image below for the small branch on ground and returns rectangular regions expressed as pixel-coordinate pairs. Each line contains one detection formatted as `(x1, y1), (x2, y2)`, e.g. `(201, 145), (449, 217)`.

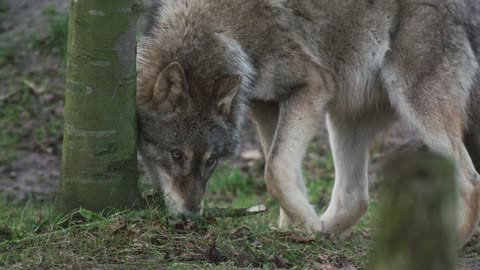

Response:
(202, 204), (268, 218)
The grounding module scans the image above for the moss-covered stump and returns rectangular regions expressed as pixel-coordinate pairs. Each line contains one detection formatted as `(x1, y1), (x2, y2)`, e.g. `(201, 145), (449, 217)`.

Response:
(371, 151), (457, 270)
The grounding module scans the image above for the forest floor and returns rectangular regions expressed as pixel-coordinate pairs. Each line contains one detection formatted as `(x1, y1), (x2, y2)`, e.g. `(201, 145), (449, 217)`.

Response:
(0, 0), (479, 269)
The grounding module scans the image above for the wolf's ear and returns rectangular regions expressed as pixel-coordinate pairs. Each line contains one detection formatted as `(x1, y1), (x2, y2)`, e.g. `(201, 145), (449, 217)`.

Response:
(153, 62), (190, 111)
(214, 75), (242, 115)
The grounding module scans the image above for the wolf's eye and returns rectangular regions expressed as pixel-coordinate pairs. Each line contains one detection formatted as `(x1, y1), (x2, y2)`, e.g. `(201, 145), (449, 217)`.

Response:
(171, 150), (183, 161)
(206, 154), (217, 168)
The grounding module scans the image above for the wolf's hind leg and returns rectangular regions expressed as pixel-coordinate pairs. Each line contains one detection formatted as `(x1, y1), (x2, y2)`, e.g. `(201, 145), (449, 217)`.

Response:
(382, 8), (480, 245)
(319, 107), (394, 234)
(384, 67), (480, 246)
(264, 70), (335, 232)
(250, 101), (307, 229)
(391, 94), (480, 245)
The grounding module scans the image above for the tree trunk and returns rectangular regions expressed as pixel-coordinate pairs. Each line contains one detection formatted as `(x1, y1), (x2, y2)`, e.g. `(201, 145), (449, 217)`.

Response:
(55, 0), (142, 213)
(371, 151), (457, 270)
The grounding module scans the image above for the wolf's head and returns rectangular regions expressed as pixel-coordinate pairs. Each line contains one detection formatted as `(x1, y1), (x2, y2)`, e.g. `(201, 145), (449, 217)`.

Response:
(136, 0), (255, 215)
(137, 62), (244, 215)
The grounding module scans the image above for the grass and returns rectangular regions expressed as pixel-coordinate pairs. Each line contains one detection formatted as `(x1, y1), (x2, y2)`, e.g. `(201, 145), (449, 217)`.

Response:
(0, 164), (377, 269)
(8, 149), (476, 269)
(31, 5), (69, 57)
(0, 78), (64, 165)
(0, 82), (30, 165)
(0, 4), (67, 165)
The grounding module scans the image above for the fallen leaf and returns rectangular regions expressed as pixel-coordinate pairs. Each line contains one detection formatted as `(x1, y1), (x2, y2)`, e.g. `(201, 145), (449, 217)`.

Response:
(110, 221), (127, 234)
(35, 211), (44, 225)
(173, 218), (196, 232)
(251, 239), (263, 248)
(185, 241), (195, 249)
(317, 254), (329, 262)
(268, 255), (291, 269)
(231, 225), (251, 239)
(312, 262), (335, 270)
(23, 79), (47, 95)
(340, 263), (357, 270)
(260, 237), (274, 243)
(203, 231), (213, 240)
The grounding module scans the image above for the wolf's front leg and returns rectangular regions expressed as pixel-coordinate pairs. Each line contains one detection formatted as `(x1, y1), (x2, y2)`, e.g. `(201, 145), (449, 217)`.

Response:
(250, 101), (307, 229)
(264, 70), (334, 233)
(319, 108), (393, 234)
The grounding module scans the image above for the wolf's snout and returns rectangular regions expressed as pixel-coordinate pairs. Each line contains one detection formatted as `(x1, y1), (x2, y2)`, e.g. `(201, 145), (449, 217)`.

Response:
(173, 200), (203, 216)
(183, 195), (204, 215)
(164, 189), (204, 216)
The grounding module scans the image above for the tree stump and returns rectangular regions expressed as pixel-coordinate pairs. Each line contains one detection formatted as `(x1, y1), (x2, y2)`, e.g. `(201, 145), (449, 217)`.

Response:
(371, 151), (457, 270)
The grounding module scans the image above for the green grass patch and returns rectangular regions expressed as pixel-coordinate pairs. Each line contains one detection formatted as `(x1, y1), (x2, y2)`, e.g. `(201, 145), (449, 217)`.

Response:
(31, 5), (69, 57)
(0, 202), (373, 269)
(0, 166), (377, 269)
(207, 167), (267, 209)
(3, 158), (476, 268)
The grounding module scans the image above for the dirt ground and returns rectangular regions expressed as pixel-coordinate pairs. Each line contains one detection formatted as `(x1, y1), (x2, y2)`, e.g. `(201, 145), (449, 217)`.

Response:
(0, 0), (428, 202)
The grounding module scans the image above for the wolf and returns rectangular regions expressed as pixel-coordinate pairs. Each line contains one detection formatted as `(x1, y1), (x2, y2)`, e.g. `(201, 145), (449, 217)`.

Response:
(137, 0), (480, 245)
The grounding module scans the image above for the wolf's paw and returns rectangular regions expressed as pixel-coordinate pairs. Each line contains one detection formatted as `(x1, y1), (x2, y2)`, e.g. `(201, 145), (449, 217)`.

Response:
(317, 214), (337, 233)
(277, 209), (324, 233)
(304, 219), (325, 234)
(457, 184), (480, 247)
(317, 197), (368, 233)
(278, 209), (294, 230)
(318, 209), (365, 235)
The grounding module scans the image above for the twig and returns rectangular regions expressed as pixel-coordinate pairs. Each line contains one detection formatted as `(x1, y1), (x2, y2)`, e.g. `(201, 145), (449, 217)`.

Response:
(202, 204), (268, 218)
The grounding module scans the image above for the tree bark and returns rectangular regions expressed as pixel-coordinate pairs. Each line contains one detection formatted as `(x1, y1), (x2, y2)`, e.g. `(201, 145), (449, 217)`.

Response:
(371, 151), (457, 270)
(55, 0), (142, 213)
